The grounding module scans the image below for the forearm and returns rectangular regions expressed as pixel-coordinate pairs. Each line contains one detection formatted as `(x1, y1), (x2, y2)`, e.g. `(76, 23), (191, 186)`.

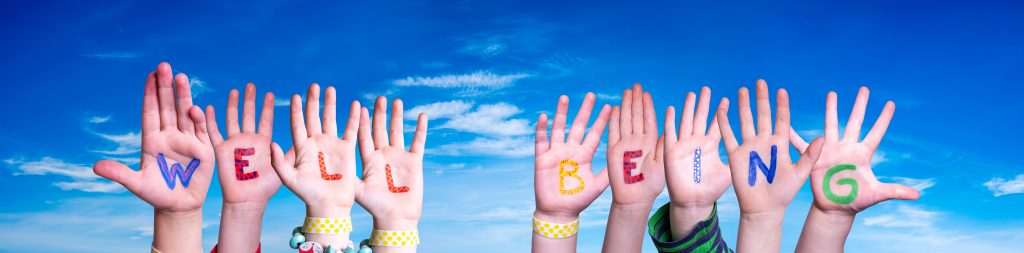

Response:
(154, 208), (204, 253)
(736, 211), (785, 253)
(217, 202), (267, 253)
(372, 218), (419, 253)
(305, 205), (352, 247)
(532, 210), (579, 253)
(668, 204), (714, 240)
(795, 205), (854, 253)
(602, 202), (654, 253)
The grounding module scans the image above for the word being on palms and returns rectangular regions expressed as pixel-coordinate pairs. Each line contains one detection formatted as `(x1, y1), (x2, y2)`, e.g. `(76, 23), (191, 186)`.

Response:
(157, 153), (200, 189)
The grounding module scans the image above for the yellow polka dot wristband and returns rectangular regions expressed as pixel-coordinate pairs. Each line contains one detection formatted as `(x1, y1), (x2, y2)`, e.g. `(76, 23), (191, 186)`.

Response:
(301, 217), (353, 234)
(533, 216), (579, 239)
(368, 229), (420, 247)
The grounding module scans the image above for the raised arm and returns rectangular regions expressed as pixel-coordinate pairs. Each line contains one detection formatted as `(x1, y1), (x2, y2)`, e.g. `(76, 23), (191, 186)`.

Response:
(716, 80), (817, 253)
(603, 84), (665, 253)
(93, 62), (216, 253)
(206, 83), (281, 252)
(794, 87), (919, 253)
(270, 84), (361, 251)
(355, 96), (428, 253)
(533, 92), (611, 253)
(654, 86), (734, 252)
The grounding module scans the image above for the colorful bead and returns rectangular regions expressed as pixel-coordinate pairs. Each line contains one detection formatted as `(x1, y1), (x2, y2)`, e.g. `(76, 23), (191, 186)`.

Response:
(299, 241), (324, 253)
(289, 233), (306, 249)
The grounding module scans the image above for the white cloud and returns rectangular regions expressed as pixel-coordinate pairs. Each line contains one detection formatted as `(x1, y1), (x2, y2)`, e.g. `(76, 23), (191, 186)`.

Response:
(428, 137), (532, 158)
(393, 71), (531, 93)
(88, 115), (111, 124)
(460, 42), (506, 57)
(274, 98), (291, 107)
(188, 77), (211, 98)
(871, 151), (889, 166)
(983, 174), (1024, 197)
(4, 157), (123, 193)
(91, 132), (141, 156)
(863, 204), (939, 228)
(595, 93), (621, 100)
(439, 103), (532, 136)
(82, 52), (142, 59)
(405, 100), (473, 120)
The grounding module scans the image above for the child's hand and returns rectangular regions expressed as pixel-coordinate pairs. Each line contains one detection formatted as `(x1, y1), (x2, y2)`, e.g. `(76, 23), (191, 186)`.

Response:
(717, 80), (811, 216)
(270, 84), (360, 217)
(93, 62), (215, 212)
(663, 87), (731, 236)
(534, 92), (611, 223)
(206, 83), (281, 206)
(607, 84), (664, 206)
(796, 87), (918, 214)
(355, 96), (428, 230)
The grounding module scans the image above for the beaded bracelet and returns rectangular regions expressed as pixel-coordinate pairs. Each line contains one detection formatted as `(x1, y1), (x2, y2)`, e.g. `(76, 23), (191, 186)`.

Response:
(532, 216), (580, 239)
(290, 226), (372, 253)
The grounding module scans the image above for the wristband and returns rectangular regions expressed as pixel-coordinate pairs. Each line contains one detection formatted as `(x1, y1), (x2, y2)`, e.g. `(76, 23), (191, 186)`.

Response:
(532, 216), (579, 239)
(209, 243), (261, 253)
(301, 217), (353, 234)
(368, 229), (420, 247)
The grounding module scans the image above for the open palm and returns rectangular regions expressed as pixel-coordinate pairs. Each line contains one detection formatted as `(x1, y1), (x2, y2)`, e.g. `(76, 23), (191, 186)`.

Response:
(93, 62), (215, 212)
(717, 80), (817, 215)
(607, 84), (664, 206)
(534, 93), (611, 218)
(271, 84), (360, 209)
(664, 87), (731, 208)
(356, 96), (428, 223)
(794, 87), (918, 214)
(206, 83), (281, 205)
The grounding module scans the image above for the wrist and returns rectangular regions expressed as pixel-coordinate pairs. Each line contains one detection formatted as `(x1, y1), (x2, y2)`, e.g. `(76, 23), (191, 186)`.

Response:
(306, 205), (352, 218)
(611, 201), (654, 215)
(154, 208), (203, 253)
(533, 210), (580, 224)
(217, 203), (266, 253)
(668, 203), (714, 239)
(807, 204), (855, 231)
(303, 205), (352, 248)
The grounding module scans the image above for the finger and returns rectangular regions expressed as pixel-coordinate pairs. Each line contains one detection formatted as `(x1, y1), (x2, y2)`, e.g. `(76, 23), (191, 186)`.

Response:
(410, 113), (428, 154)
(844, 87), (870, 141)
(257, 92), (275, 137)
(189, 106), (209, 144)
(680, 91), (696, 136)
(737, 87), (756, 141)
(775, 88), (791, 139)
(242, 83), (257, 133)
(655, 134), (665, 161)
(665, 106), (677, 147)
(156, 62), (177, 130)
(609, 106), (621, 144)
(631, 84), (644, 134)
(270, 142), (296, 184)
(390, 99), (405, 148)
(707, 114), (722, 143)
(863, 101), (895, 151)
(567, 93), (596, 145)
(716, 98), (739, 152)
(93, 160), (140, 192)
(825, 91), (840, 143)
(372, 96), (389, 148)
(790, 128), (809, 153)
(535, 113), (550, 154)
(582, 104), (611, 149)
(305, 84), (323, 136)
(358, 107), (375, 155)
(323, 86), (338, 136)
(643, 92), (657, 136)
(755, 79), (773, 135)
(795, 137), (825, 178)
(205, 105), (225, 146)
(693, 86), (712, 136)
(142, 71), (159, 135)
(174, 73), (195, 133)
(342, 100), (361, 141)
(621, 89), (633, 135)
(226, 89), (241, 136)
(551, 95), (570, 145)
(290, 94), (308, 145)
(879, 183), (920, 201)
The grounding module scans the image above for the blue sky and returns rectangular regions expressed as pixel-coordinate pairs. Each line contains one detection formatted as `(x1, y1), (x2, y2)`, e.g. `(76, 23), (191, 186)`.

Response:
(1, 0), (1023, 252)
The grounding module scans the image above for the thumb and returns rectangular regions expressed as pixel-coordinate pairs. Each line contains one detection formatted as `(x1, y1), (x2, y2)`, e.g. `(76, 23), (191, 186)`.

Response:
(795, 137), (825, 179)
(270, 142), (296, 185)
(879, 183), (920, 201)
(93, 160), (139, 192)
